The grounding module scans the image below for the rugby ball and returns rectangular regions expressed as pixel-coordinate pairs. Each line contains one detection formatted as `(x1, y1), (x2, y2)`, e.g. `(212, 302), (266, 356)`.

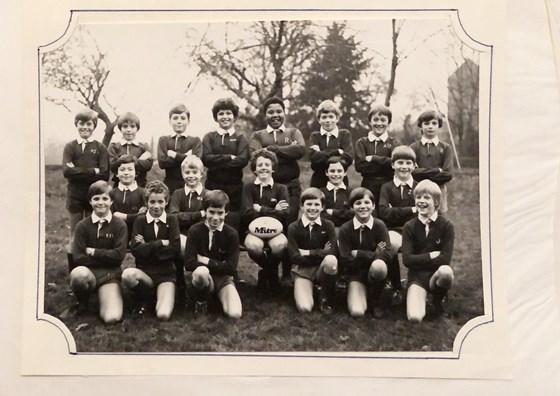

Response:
(248, 217), (283, 239)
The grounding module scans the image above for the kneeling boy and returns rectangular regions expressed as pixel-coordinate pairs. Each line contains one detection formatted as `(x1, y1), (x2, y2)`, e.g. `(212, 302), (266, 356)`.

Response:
(123, 181), (180, 321)
(288, 188), (338, 314)
(184, 190), (242, 319)
(70, 181), (127, 324)
(402, 180), (455, 322)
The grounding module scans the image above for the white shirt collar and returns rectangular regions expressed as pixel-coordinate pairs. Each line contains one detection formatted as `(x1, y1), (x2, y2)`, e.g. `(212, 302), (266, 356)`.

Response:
(320, 127), (339, 138)
(392, 177), (414, 188)
(205, 220), (224, 232)
(184, 184), (204, 195)
(418, 211), (438, 225)
(92, 211), (112, 224)
(421, 136), (440, 146)
(120, 139), (140, 146)
(301, 215), (322, 227)
(254, 178), (274, 187)
(367, 131), (388, 142)
(326, 181), (346, 191)
(170, 132), (186, 138)
(147, 211), (167, 224)
(77, 137), (94, 145)
(353, 216), (374, 230)
(266, 125), (285, 133)
(118, 181), (138, 192)
(217, 127), (235, 136)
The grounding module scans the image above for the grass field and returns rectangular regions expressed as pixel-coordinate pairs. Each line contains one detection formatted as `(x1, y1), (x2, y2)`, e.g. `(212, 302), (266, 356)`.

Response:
(43, 162), (484, 353)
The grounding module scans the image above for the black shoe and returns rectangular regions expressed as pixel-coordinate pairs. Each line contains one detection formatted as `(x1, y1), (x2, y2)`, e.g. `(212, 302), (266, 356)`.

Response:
(194, 301), (209, 316)
(133, 302), (149, 317)
(433, 294), (448, 317)
(319, 299), (333, 315)
(372, 305), (386, 319)
(391, 289), (404, 306)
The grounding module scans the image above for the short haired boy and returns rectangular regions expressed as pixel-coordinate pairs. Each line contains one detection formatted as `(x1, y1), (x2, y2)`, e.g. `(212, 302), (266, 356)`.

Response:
(108, 112), (153, 188)
(320, 157), (354, 227)
(63, 108), (110, 272)
(157, 104), (203, 194)
(241, 148), (289, 295)
(70, 181), (127, 323)
(402, 180), (455, 322)
(378, 146), (419, 304)
(288, 188), (338, 314)
(249, 97), (306, 282)
(123, 181), (180, 321)
(184, 190), (242, 318)
(354, 104), (400, 208)
(201, 98), (249, 215)
(308, 100), (354, 188)
(109, 155), (146, 238)
(338, 187), (392, 317)
(409, 110), (453, 213)
(168, 156), (207, 293)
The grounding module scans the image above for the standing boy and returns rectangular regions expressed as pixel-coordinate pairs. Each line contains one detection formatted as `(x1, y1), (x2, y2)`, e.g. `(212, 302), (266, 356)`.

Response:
(109, 154), (146, 238)
(62, 108), (110, 273)
(158, 104), (202, 194)
(123, 180), (180, 321)
(338, 187), (392, 317)
(202, 98), (249, 228)
(108, 111), (153, 188)
(402, 180), (455, 322)
(70, 181), (127, 323)
(354, 104), (400, 207)
(320, 156), (354, 228)
(184, 190), (243, 318)
(288, 188), (338, 314)
(308, 100), (354, 188)
(410, 110), (453, 213)
(378, 146), (419, 305)
(249, 97), (306, 283)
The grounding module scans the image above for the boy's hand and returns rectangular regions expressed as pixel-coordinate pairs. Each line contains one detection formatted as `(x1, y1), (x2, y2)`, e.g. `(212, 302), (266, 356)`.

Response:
(324, 241), (332, 250)
(160, 240), (170, 246)
(298, 249), (310, 256)
(366, 155), (373, 162)
(253, 204), (262, 211)
(200, 210), (206, 217)
(134, 235), (145, 244)
(326, 209), (334, 215)
(197, 254), (210, 264)
(66, 162), (75, 168)
(186, 149), (193, 156)
(85, 247), (95, 256)
(230, 155), (236, 160)
(375, 241), (387, 254)
(267, 145), (278, 152)
(429, 251), (441, 259)
(167, 150), (177, 158)
(138, 206), (147, 214)
(351, 250), (358, 258)
(94, 168), (100, 174)
(139, 151), (152, 160)
(411, 207), (417, 213)
(275, 200), (289, 210)
(338, 149), (344, 155)
(113, 212), (127, 220)
(310, 145), (320, 151)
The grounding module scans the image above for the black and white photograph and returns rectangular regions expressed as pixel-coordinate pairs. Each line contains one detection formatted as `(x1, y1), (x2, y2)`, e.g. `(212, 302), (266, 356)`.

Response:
(19, 4), (510, 379)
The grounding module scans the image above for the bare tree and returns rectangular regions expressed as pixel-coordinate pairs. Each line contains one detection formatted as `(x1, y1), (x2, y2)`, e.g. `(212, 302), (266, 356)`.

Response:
(41, 26), (118, 147)
(187, 20), (318, 129)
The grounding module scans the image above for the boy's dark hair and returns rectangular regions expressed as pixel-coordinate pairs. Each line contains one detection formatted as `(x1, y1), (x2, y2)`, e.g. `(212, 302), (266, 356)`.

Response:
(348, 187), (375, 208)
(250, 148), (278, 172)
(325, 156), (349, 171)
(300, 187), (325, 206)
(203, 190), (230, 212)
(316, 99), (341, 118)
(391, 145), (416, 164)
(115, 154), (138, 171)
(211, 98), (240, 121)
(262, 96), (285, 113)
(416, 110), (443, 128)
(117, 112), (141, 130)
(368, 104), (392, 124)
(144, 180), (170, 201)
(413, 180), (442, 210)
(74, 108), (98, 128)
(169, 103), (190, 120)
(87, 180), (112, 200)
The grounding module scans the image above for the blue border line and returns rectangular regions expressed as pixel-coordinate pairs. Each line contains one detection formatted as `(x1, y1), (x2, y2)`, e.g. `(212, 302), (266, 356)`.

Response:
(37, 8), (495, 361)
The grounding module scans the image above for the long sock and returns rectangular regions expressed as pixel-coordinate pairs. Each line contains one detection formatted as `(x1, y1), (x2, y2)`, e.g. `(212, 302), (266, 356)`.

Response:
(368, 279), (385, 306)
(388, 255), (402, 290)
(67, 253), (75, 274)
(319, 274), (337, 301)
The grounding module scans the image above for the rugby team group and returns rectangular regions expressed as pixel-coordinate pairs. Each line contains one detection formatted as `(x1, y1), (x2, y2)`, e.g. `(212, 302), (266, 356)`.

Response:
(60, 96), (455, 325)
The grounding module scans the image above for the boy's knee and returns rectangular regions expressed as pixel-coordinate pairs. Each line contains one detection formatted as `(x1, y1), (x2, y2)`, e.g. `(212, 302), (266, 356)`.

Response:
(225, 306), (242, 319)
(322, 255), (338, 276)
(369, 260), (387, 281)
(192, 267), (211, 289)
(407, 311), (424, 323)
(296, 299), (313, 313)
(70, 267), (91, 290)
(121, 268), (137, 288)
(349, 305), (366, 317)
(156, 308), (173, 322)
(436, 265), (454, 289)
(101, 310), (122, 324)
